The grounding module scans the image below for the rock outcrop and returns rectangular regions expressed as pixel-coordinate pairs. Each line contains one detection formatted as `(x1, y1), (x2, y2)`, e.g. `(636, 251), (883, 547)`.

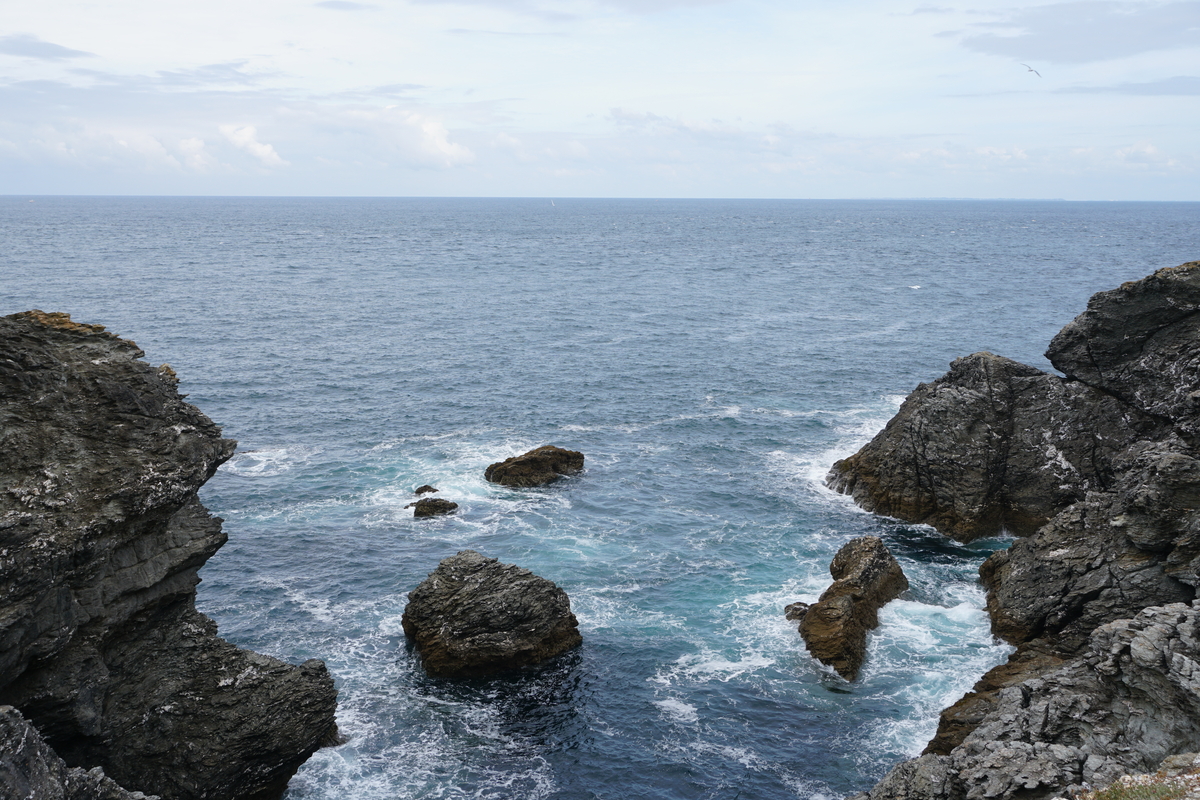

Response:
(796, 536), (909, 681)
(484, 445), (584, 488)
(0, 705), (153, 800)
(405, 497), (459, 517)
(856, 601), (1200, 800)
(0, 311), (339, 800)
(402, 550), (582, 677)
(831, 263), (1200, 800)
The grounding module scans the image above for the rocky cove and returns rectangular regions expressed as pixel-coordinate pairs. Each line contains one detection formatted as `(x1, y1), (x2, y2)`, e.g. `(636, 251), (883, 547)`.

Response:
(3, 259), (1200, 799)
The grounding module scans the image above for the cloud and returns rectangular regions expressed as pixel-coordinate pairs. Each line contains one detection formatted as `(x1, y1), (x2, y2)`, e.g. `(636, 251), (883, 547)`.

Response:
(957, 1), (1200, 63)
(315, 0), (375, 9)
(0, 34), (94, 61)
(1057, 75), (1200, 94)
(219, 125), (290, 167)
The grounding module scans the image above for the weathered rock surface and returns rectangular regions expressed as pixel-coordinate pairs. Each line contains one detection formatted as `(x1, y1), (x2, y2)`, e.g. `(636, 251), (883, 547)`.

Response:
(484, 445), (584, 488)
(1047, 261), (1200, 437)
(836, 263), (1200, 800)
(856, 601), (1200, 800)
(797, 536), (909, 681)
(0, 705), (153, 800)
(402, 550), (582, 677)
(827, 352), (1162, 542)
(0, 311), (338, 800)
(405, 497), (459, 517)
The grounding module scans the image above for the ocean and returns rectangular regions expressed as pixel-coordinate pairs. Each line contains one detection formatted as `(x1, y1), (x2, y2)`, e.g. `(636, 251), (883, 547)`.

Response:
(3, 197), (1198, 800)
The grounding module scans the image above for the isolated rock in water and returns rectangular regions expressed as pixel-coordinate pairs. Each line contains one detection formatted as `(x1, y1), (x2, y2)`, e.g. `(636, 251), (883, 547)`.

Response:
(0, 705), (154, 800)
(414, 484), (438, 494)
(402, 550), (582, 677)
(1047, 261), (1200, 437)
(798, 536), (908, 681)
(0, 311), (338, 800)
(827, 352), (1162, 542)
(484, 445), (584, 487)
(406, 497), (459, 517)
(858, 601), (1200, 800)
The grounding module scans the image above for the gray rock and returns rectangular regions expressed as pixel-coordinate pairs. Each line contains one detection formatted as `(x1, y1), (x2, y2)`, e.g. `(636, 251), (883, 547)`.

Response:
(1047, 261), (1200, 437)
(0, 705), (154, 800)
(798, 536), (909, 681)
(0, 311), (338, 800)
(405, 497), (459, 517)
(484, 445), (585, 488)
(858, 601), (1200, 800)
(402, 550), (582, 677)
(827, 352), (1161, 542)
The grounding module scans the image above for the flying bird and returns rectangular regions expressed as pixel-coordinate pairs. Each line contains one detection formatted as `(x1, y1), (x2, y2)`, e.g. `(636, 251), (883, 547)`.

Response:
(1021, 63), (1041, 77)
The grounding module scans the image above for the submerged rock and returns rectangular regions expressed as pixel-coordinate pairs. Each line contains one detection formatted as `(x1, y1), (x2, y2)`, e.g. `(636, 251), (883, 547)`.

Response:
(406, 497), (459, 517)
(402, 550), (582, 677)
(798, 536), (908, 681)
(0, 311), (338, 800)
(484, 445), (584, 487)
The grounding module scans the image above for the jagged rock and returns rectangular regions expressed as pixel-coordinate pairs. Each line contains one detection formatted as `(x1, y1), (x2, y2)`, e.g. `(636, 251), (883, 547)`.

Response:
(827, 352), (1163, 542)
(402, 550), (582, 677)
(0, 311), (338, 800)
(860, 601), (1200, 800)
(839, 263), (1200, 800)
(784, 602), (810, 623)
(484, 445), (584, 488)
(405, 497), (459, 517)
(414, 485), (438, 494)
(0, 705), (154, 800)
(1047, 261), (1200, 437)
(981, 440), (1196, 654)
(798, 536), (908, 681)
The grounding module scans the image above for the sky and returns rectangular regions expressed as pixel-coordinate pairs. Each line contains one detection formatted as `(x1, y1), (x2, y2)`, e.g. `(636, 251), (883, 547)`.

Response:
(1, 0), (1198, 198)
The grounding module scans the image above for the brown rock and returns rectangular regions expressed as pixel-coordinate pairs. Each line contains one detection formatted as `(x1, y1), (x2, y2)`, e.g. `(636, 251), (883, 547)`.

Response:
(414, 485), (438, 495)
(484, 445), (584, 488)
(405, 498), (459, 517)
(798, 536), (909, 681)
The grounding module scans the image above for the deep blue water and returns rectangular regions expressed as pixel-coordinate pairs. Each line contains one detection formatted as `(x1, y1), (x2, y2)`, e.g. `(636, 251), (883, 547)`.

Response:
(3, 197), (1199, 800)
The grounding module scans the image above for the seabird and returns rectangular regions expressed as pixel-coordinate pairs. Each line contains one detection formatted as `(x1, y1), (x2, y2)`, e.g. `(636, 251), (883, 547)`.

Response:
(1021, 63), (1041, 77)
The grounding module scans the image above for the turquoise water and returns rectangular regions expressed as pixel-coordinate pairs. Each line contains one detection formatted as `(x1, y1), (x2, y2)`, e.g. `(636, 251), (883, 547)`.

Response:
(4, 197), (1199, 799)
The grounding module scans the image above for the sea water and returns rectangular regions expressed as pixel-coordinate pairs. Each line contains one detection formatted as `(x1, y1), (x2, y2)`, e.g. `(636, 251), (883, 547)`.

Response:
(3, 197), (1199, 800)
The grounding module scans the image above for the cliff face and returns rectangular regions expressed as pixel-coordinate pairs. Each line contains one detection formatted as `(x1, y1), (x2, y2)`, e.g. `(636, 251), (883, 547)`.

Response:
(829, 263), (1200, 800)
(0, 311), (338, 800)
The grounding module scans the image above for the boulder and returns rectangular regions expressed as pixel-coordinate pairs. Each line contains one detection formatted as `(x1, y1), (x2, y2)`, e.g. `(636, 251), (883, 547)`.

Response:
(797, 536), (909, 681)
(484, 445), (584, 488)
(402, 550), (582, 677)
(405, 497), (459, 517)
(0, 311), (338, 800)
(414, 484), (438, 494)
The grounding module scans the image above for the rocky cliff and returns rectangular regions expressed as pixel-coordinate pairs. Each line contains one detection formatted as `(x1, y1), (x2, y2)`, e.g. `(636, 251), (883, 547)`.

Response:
(829, 263), (1200, 800)
(0, 311), (339, 800)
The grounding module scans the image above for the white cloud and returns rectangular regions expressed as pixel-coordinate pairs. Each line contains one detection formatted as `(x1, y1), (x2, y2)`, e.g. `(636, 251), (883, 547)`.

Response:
(0, 34), (94, 60)
(219, 124), (290, 167)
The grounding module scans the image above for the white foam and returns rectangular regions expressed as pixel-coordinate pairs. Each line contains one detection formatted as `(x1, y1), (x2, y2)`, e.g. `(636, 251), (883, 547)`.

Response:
(652, 649), (775, 686)
(221, 445), (320, 477)
(653, 698), (700, 725)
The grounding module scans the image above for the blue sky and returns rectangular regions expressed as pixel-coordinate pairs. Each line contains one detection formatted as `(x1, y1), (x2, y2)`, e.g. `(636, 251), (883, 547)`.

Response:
(1, 0), (1198, 198)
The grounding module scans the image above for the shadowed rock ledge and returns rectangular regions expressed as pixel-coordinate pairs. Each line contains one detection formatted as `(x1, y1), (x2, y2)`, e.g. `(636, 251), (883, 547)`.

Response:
(828, 263), (1200, 800)
(0, 311), (339, 800)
